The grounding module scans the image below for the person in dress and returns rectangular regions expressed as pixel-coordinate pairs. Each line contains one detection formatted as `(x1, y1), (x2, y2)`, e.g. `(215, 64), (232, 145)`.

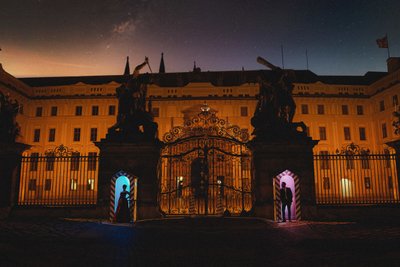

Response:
(115, 184), (131, 223)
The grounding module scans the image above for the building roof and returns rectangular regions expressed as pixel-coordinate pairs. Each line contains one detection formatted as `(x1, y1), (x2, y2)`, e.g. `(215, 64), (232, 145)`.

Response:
(19, 70), (387, 88)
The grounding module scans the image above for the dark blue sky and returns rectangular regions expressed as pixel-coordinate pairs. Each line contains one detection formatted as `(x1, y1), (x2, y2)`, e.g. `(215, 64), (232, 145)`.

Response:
(0, 0), (399, 77)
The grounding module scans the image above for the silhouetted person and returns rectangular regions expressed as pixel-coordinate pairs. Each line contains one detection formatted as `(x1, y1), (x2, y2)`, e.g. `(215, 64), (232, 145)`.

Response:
(280, 182), (293, 222)
(115, 184), (131, 223)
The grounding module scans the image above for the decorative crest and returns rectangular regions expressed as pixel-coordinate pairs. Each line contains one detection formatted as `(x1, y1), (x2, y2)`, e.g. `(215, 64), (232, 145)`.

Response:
(163, 106), (249, 143)
(45, 144), (77, 156)
(336, 143), (370, 155)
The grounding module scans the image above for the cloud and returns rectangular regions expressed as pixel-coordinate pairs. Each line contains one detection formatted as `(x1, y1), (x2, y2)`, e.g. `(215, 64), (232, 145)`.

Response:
(112, 19), (137, 35)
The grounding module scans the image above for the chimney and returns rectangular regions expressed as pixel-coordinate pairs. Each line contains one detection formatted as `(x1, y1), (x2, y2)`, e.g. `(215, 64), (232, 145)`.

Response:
(387, 57), (400, 73)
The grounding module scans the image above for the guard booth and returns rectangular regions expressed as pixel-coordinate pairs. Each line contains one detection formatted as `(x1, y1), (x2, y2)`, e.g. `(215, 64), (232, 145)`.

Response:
(159, 107), (253, 216)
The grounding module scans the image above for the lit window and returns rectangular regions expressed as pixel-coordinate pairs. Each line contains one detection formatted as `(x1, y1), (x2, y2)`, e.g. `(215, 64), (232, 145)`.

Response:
(70, 179), (78, 191)
(87, 179), (95, 191)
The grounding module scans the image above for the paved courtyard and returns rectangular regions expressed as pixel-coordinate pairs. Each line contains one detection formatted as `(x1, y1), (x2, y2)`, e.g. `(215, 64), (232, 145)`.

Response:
(1, 217), (400, 266)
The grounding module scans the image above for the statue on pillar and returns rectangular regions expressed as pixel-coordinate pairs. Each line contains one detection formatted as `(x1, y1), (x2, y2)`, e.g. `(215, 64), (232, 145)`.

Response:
(251, 57), (307, 141)
(0, 91), (20, 143)
(107, 57), (158, 142)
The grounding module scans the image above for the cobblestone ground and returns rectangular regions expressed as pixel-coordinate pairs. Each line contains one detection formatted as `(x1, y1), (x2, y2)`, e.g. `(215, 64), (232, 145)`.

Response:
(1, 217), (400, 267)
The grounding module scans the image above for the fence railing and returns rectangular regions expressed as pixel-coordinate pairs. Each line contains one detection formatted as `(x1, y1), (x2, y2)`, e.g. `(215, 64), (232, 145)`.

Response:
(18, 153), (99, 206)
(314, 153), (399, 205)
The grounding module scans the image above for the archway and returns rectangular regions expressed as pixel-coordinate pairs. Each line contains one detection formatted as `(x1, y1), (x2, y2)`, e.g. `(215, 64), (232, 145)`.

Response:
(274, 170), (301, 222)
(109, 170), (137, 222)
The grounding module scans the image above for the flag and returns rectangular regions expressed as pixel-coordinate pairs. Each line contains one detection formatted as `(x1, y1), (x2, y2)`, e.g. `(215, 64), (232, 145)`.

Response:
(376, 35), (388, 48)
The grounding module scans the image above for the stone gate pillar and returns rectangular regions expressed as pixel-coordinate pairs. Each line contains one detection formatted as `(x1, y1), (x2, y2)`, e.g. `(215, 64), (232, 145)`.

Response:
(95, 142), (163, 220)
(0, 143), (30, 213)
(249, 139), (318, 220)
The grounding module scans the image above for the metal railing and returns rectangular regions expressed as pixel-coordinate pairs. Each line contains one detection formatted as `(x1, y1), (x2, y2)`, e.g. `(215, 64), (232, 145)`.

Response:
(18, 153), (99, 206)
(314, 153), (399, 205)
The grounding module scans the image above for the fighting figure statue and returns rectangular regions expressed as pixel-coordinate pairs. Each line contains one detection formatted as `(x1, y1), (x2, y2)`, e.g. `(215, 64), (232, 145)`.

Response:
(251, 56), (307, 141)
(0, 91), (20, 143)
(107, 57), (158, 142)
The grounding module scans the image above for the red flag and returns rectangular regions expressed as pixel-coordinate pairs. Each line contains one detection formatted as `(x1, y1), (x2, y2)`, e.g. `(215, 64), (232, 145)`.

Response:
(376, 35), (388, 48)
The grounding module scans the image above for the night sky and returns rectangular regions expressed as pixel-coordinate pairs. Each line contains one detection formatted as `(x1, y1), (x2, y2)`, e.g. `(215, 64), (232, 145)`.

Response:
(1, 0), (399, 77)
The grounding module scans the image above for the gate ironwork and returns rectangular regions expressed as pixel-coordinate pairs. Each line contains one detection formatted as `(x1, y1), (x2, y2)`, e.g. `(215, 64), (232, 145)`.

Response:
(159, 106), (252, 215)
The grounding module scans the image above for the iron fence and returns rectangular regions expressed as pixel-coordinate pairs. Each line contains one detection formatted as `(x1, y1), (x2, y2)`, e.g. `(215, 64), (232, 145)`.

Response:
(18, 153), (99, 206)
(314, 152), (399, 205)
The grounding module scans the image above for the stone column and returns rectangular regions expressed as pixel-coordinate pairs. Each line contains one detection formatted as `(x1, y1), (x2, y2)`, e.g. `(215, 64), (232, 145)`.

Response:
(249, 139), (318, 220)
(95, 141), (163, 220)
(0, 143), (30, 209)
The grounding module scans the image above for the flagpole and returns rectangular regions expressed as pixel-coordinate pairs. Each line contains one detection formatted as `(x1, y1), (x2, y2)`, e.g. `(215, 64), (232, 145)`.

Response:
(281, 45), (285, 69)
(306, 49), (309, 70)
(386, 33), (391, 58)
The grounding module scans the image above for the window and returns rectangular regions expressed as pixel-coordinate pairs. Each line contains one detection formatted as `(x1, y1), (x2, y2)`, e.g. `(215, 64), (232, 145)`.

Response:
(341, 105), (349, 115)
(359, 127), (366, 141)
(92, 106), (99, 116)
(323, 177), (330, 190)
(30, 153), (39, 171)
(382, 123), (387, 138)
(33, 129), (41, 142)
(379, 100), (385, 111)
(51, 106), (58, 116)
(70, 179), (78, 191)
(35, 107), (43, 117)
(306, 126), (310, 137)
(344, 127), (351, 141)
(240, 106), (248, 117)
(108, 105), (116, 115)
(320, 151), (330, 169)
(317, 105), (325, 115)
(87, 179), (95, 191)
(45, 179), (52, 191)
(388, 176), (393, 189)
(71, 152), (80, 171)
(319, 127), (327, 140)
(152, 107), (160, 117)
(46, 153), (55, 171)
(48, 128), (56, 142)
(384, 149), (391, 168)
(28, 179), (37, 191)
(75, 106), (82, 116)
(364, 177), (371, 189)
(393, 95), (399, 107)
(356, 105), (364, 115)
(73, 128), (81, 142)
(361, 153), (370, 169)
(346, 155), (354, 169)
(88, 152), (97, 171)
(301, 104), (309, 114)
(90, 128), (98, 142)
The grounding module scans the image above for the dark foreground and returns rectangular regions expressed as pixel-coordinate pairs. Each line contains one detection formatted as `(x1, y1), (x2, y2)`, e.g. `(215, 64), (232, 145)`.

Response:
(1, 217), (400, 267)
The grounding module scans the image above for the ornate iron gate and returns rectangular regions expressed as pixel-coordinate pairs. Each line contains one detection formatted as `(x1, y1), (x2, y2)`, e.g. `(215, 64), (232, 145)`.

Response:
(159, 107), (252, 215)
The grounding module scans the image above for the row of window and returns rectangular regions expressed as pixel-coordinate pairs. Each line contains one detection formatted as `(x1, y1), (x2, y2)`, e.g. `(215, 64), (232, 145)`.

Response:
(317, 124), (389, 141)
(300, 104), (365, 115)
(322, 176), (393, 190)
(33, 128), (99, 143)
(29, 152), (97, 171)
(28, 178), (96, 191)
(35, 105), (116, 117)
